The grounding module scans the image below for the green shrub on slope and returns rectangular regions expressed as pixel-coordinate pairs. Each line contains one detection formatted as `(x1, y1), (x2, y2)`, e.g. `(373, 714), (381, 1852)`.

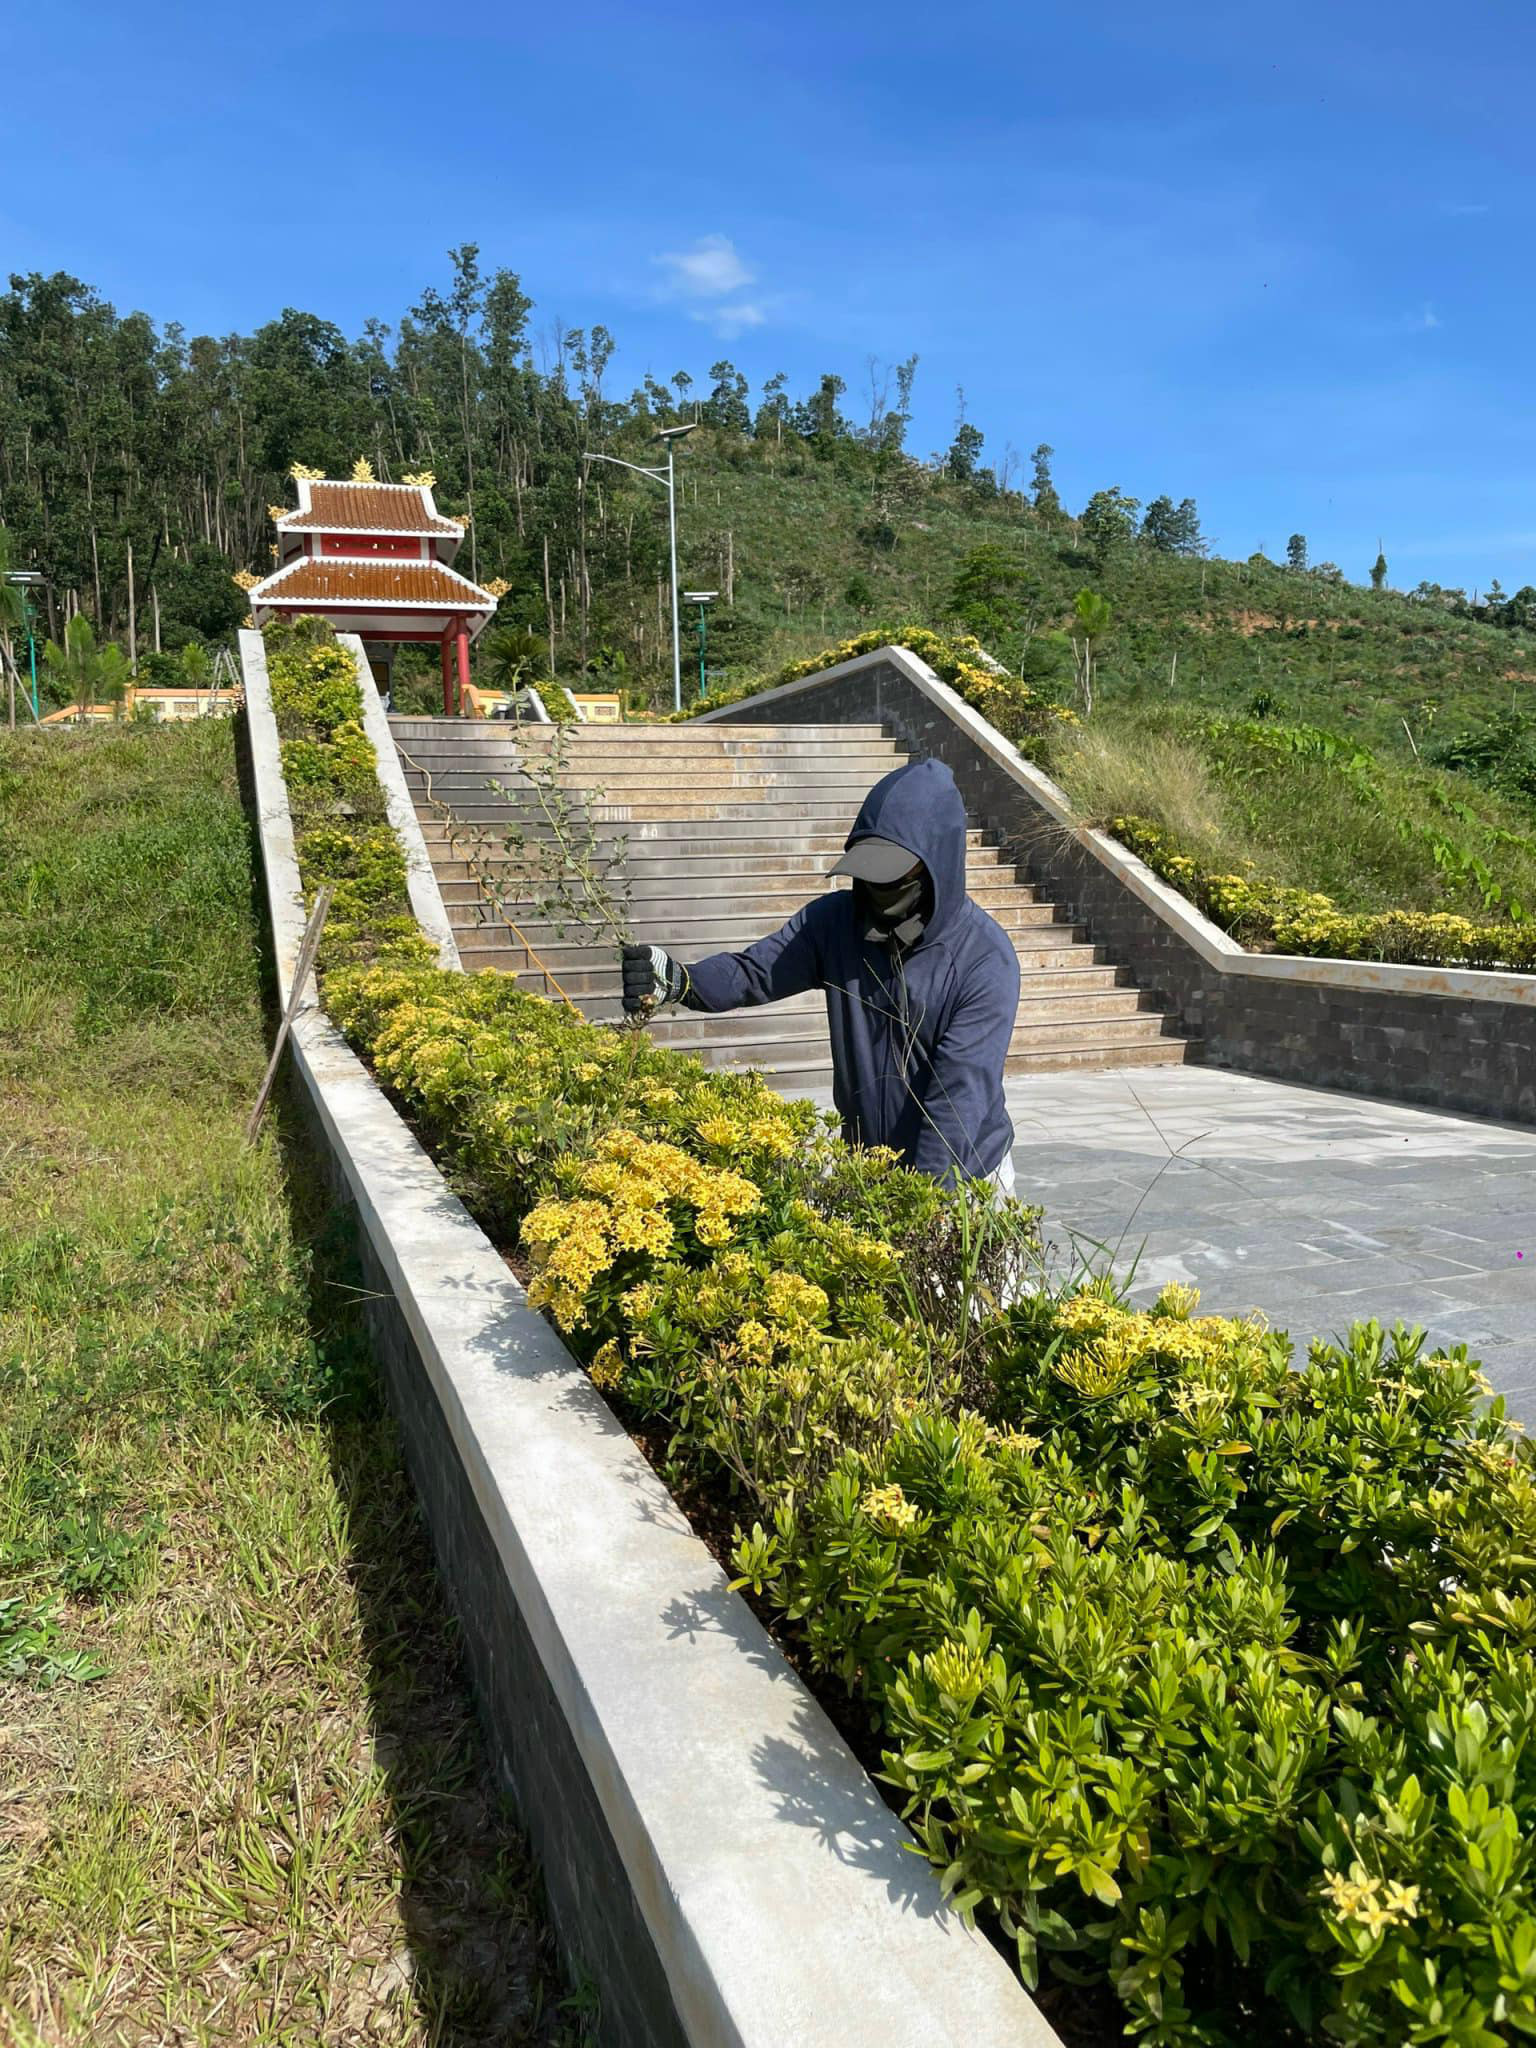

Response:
(323, 962), (1536, 2048)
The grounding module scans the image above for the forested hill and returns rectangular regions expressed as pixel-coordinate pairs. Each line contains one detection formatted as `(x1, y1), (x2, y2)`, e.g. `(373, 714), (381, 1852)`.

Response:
(4, 258), (1535, 747)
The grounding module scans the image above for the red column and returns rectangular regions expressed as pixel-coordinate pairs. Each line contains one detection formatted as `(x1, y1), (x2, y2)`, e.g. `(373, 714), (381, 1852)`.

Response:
(455, 621), (471, 716)
(440, 631), (454, 716)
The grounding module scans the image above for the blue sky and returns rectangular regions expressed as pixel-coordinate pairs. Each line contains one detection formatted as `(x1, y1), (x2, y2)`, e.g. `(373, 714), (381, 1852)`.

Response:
(6, 0), (1534, 588)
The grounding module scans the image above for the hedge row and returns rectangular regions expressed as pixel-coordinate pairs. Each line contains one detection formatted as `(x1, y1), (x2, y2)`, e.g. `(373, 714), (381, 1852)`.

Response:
(262, 617), (436, 976)
(268, 617), (1536, 2045)
(677, 623), (1076, 751)
(321, 965), (1534, 2048)
(1114, 815), (1536, 975)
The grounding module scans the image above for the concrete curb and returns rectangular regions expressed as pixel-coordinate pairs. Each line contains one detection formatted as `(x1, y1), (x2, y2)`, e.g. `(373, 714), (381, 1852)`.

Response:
(337, 632), (461, 970)
(698, 648), (1536, 1010)
(237, 632), (1057, 2048)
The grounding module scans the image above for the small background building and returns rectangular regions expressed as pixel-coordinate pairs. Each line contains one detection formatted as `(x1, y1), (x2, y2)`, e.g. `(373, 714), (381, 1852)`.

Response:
(248, 476), (497, 712)
(40, 685), (242, 727)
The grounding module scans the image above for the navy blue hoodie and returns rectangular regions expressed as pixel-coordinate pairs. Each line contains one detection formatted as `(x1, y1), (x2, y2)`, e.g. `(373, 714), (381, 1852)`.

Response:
(684, 758), (1018, 1183)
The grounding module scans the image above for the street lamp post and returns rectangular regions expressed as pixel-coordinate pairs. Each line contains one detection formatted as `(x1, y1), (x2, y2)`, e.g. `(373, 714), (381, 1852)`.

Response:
(582, 422), (695, 714)
(683, 590), (718, 701)
(3, 571), (44, 729)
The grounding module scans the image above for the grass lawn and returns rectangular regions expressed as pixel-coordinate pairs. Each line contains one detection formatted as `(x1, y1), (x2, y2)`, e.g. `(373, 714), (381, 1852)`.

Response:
(0, 722), (586, 2046)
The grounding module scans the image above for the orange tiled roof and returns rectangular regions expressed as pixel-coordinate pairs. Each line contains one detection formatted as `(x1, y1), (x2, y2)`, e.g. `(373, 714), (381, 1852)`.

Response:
(251, 557), (495, 609)
(280, 481), (461, 535)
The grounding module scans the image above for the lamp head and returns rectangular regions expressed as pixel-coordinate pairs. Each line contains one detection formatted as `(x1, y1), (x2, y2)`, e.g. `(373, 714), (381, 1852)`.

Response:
(654, 423), (697, 443)
(683, 590), (719, 605)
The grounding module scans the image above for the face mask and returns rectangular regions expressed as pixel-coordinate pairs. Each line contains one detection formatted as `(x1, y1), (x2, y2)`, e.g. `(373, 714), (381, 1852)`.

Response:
(856, 870), (929, 944)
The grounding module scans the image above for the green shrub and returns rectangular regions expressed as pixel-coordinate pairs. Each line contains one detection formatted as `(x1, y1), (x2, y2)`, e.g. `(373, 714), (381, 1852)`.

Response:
(681, 624), (1076, 751)
(1114, 816), (1536, 973)
(322, 960), (1535, 2047)
(279, 651), (1535, 2043)
(536, 679), (578, 724)
(261, 620), (433, 974)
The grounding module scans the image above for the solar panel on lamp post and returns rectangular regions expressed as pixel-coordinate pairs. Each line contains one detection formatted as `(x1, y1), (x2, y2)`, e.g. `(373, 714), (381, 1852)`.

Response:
(583, 421), (696, 713)
(683, 591), (718, 702)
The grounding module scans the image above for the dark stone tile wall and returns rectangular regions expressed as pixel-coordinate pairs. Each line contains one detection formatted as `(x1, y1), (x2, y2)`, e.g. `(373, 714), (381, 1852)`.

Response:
(304, 1091), (687, 2048)
(722, 663), (1536, 1125)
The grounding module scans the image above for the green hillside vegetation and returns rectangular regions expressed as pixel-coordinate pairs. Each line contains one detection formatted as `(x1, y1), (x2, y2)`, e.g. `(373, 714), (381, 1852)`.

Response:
(7, 259), (1536, 957)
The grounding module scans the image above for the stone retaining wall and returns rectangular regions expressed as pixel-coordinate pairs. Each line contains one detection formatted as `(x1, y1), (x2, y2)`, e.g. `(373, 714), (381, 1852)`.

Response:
(700, 650), (1536, 1124)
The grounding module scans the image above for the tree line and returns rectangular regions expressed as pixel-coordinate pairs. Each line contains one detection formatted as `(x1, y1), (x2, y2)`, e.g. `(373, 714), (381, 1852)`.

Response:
(0, 251), (1228, 692)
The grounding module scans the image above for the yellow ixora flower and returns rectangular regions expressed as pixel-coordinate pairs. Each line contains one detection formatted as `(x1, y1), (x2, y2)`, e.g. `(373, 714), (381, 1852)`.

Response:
(695, 1115), (740, 1149)
(1320, 1864), (1420, 1931)
(734, 1319), (775, 1364)
(589, 1340), (625, 1391)
(860, 1482), (919, 1534)
(1154, 1282), (1201, 1319)
(923, 1639), (986, 1704)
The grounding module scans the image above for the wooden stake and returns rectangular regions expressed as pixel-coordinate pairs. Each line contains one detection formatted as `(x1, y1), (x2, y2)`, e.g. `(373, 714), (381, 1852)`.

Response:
(245, 885), (334, 1144)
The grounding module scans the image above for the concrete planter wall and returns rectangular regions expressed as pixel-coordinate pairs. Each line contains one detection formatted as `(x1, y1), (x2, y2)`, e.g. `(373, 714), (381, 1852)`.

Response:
(700, 649), (1536, 1125)
(237, 630), (1054, 2048)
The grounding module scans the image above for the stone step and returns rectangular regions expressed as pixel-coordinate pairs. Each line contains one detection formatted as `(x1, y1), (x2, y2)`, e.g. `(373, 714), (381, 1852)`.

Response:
(600, 973), (1143, 1039)
(763, 1039), (1191, 1088)
(421, 797), (962, 825)
(420, 823), (998, 855)
(493, 944), (1126, 1007)
(420, 808), (987, 838)
(454, 920), (1093, 983)
(438, 878), (1040, 915)
(573, 1010), (1180, 1074)
(643, 989), (1156, 1036)
(419, 820), (998, 850)
(389, 717), (890, 741)
(402, 768), (906, 797)
(429, 847), (1016, 885)
(396, 740), (907, 765)
(449, 903), (1066, 947)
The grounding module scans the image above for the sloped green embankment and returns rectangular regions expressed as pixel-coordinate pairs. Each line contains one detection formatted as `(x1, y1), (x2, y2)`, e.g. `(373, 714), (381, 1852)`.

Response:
(0, 720), (579, 2046)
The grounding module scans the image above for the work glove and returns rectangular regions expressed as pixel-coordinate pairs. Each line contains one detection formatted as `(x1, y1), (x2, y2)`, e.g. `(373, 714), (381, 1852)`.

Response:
(621, 943), (690, 1014)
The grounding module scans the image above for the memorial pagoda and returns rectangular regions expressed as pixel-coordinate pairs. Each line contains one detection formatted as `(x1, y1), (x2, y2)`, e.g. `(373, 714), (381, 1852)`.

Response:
(248, 471), (497, 712)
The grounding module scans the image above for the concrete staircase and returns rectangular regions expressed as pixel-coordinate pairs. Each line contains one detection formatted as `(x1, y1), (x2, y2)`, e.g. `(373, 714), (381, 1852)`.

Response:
(389, 717), (1187, 1090)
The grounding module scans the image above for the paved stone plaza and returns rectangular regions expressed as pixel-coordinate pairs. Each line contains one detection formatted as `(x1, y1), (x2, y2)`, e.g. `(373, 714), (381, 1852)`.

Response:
(1002, 1064), (1536, 1418)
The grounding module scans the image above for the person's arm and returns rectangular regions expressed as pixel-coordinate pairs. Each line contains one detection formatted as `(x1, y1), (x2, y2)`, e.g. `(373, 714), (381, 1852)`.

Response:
(903, 951), (1019, 1184)
(683, 899), (829, 1012)
(621, 900), (829, 1015)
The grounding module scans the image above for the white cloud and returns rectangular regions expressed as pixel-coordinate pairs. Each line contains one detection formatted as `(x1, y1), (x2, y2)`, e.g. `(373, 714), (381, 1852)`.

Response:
(1407, 303), (1440, 331)
(656, 233), (754, 300)
(694, 301), (766, 338)
(1438, 201), (1489, 216)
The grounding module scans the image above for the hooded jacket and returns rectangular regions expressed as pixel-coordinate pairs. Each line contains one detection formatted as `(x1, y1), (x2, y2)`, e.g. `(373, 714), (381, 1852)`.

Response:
(684, 757), (1018, 1183)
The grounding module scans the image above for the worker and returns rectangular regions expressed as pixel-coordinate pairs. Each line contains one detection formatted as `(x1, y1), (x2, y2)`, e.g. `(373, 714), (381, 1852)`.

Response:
(621, 757), (1018, 1191)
